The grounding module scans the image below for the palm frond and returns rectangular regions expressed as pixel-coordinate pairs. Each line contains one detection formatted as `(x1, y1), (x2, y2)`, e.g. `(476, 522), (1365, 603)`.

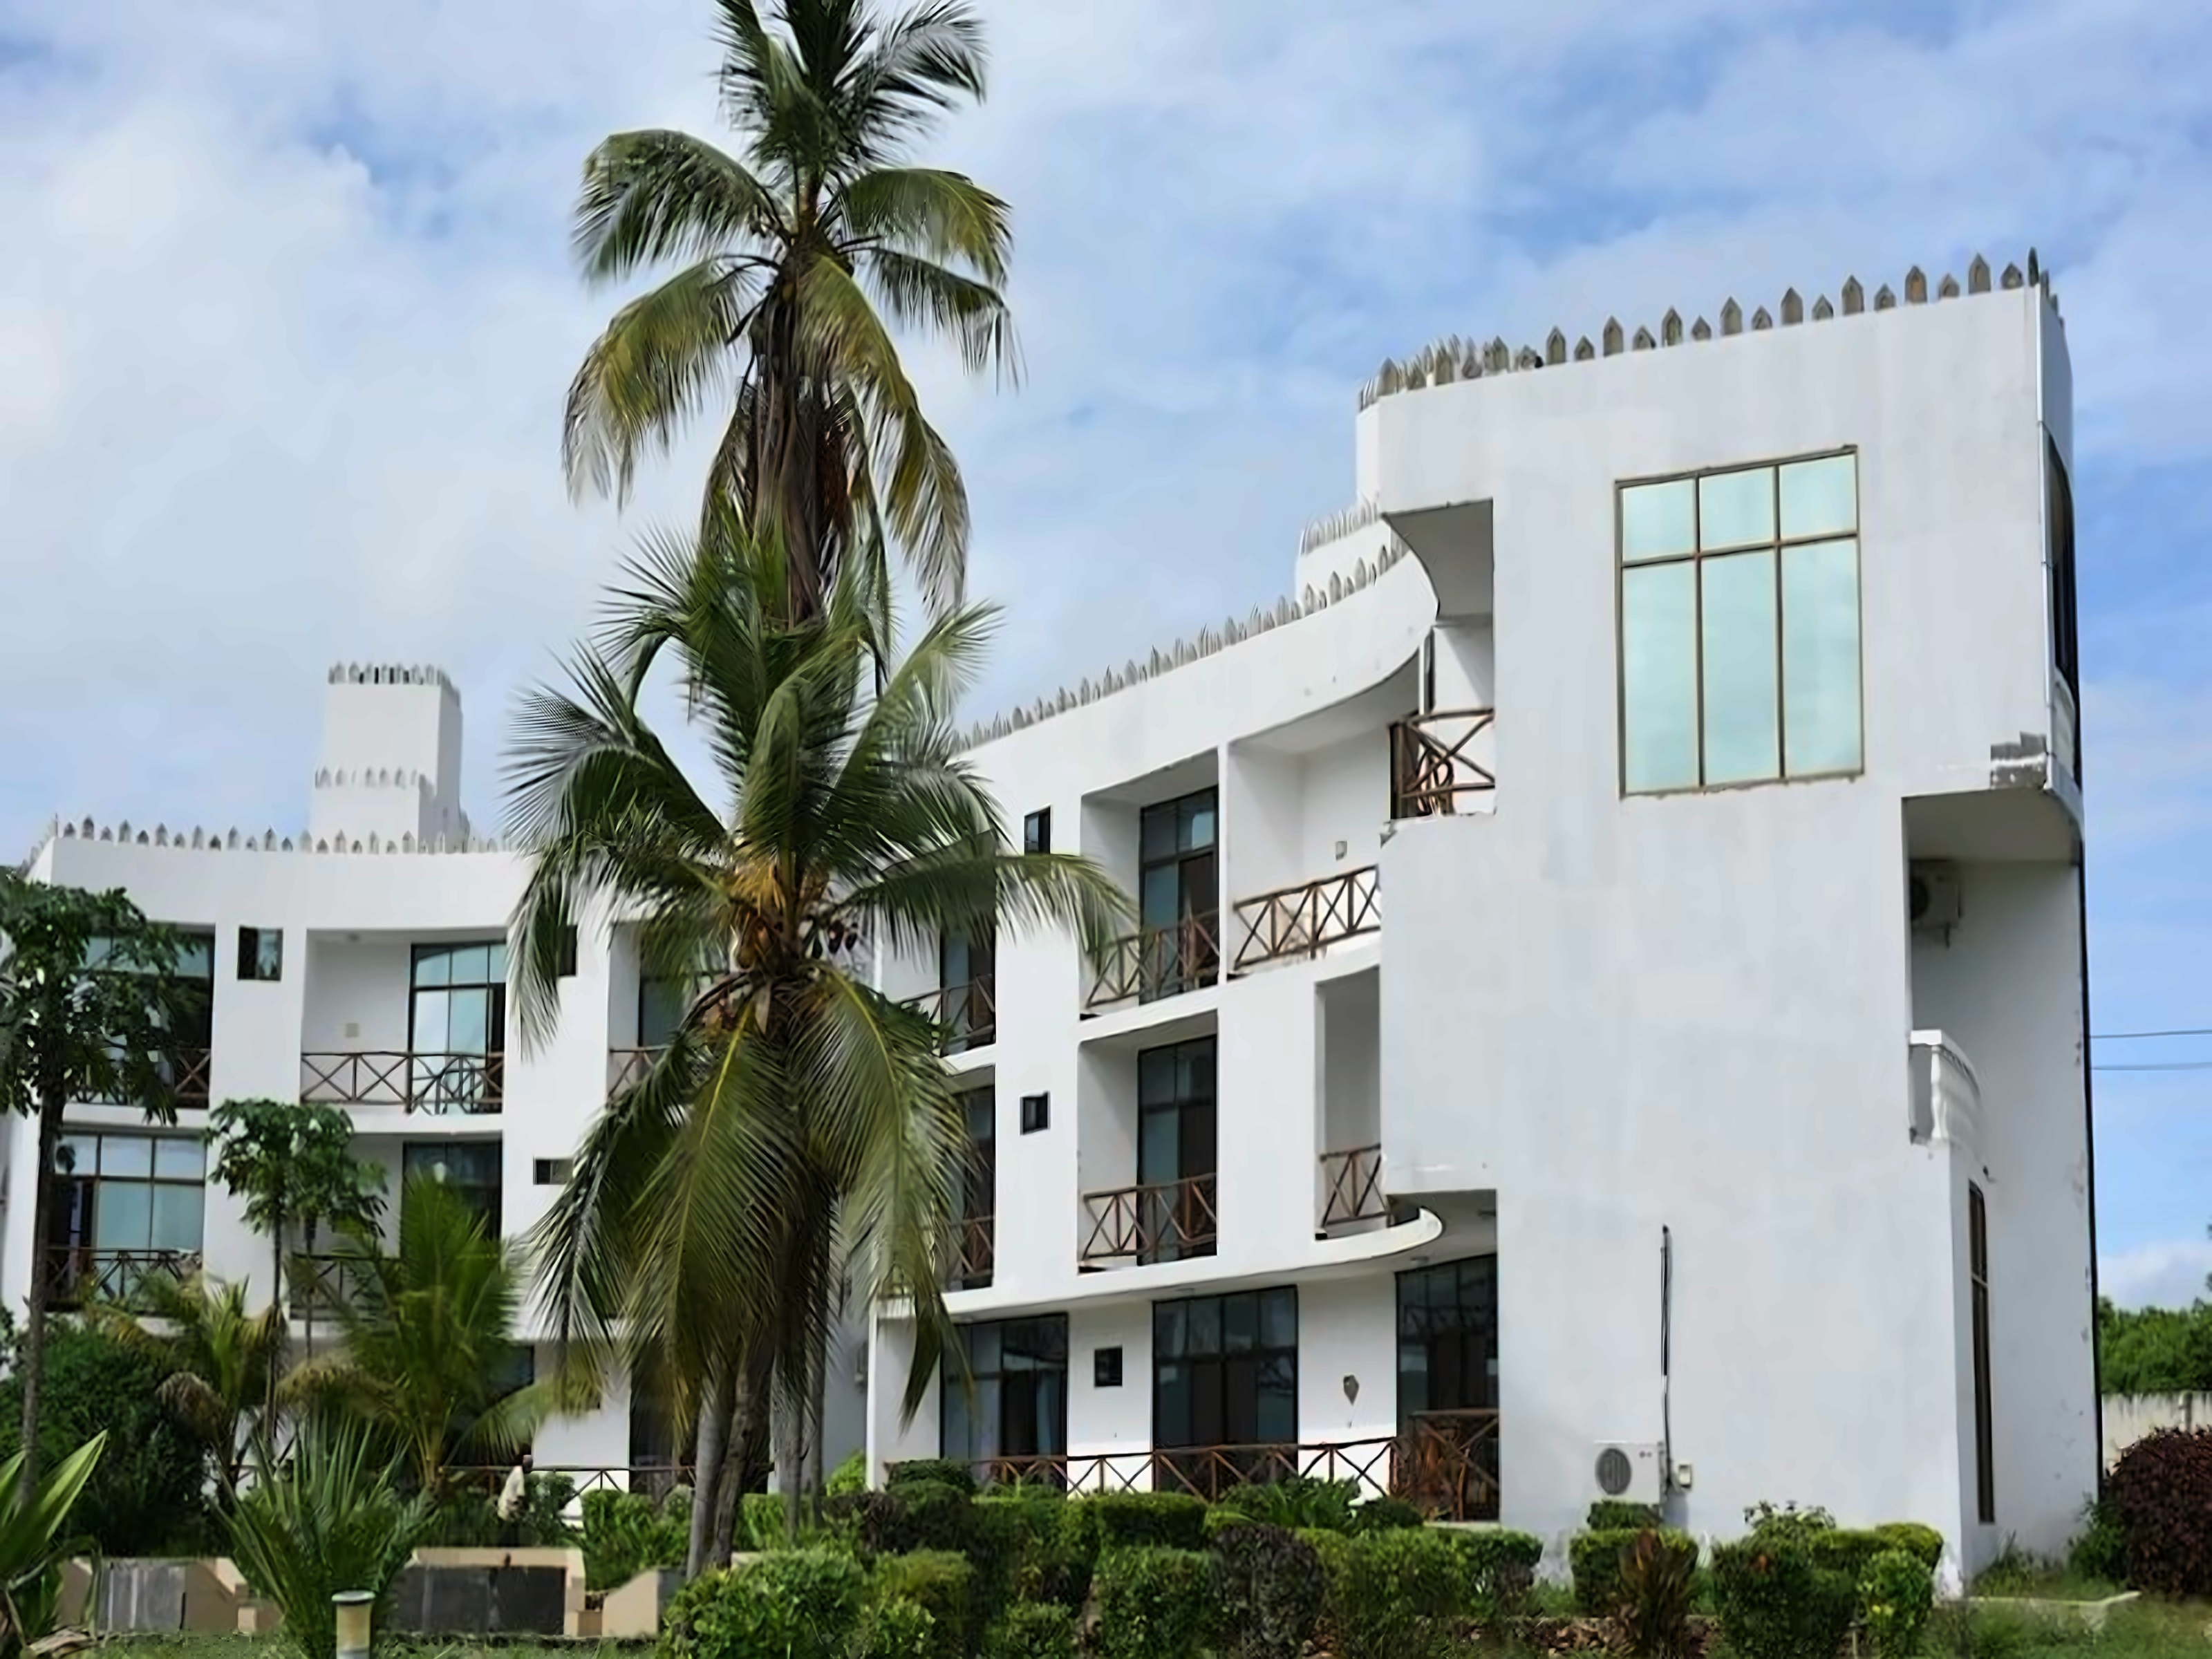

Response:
(572, 130), (785, 286)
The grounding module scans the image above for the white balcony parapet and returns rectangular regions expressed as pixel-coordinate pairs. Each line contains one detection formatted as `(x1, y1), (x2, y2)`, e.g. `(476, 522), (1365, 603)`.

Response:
(1909, 1030), (1984, 1161)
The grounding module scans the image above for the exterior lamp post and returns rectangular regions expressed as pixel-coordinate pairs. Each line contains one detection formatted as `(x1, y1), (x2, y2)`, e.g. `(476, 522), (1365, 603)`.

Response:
(334, 1590), (374, 1659)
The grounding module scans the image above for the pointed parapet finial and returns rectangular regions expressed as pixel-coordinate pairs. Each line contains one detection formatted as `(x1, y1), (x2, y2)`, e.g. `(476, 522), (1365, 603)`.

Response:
(1546, 328), (1567, 365)
(1812, 294), (1835, 320)
(1602, 318), (1624, 355)
(1661, 308), (1683, 346)
(2002, 261), (2024, 290)
(2027, 247), (2041, 285)
(1938, 273), (1960, 299)
(1968, 255), (1991, 294)
(1781, 289), (1803, 325)
(1751, 306), (1773, 330)
(1691, 317), (1712, 341)
(1631, 326), (1655, 350)
(1904, 266), (1928, 303)
(1721, 299), (1743, 336)
(1842, 277), (1864, 315)
(1874, 284), (1896, 310)
(1574, 336), (1595, 361)
(1484, 337), (1510, 373)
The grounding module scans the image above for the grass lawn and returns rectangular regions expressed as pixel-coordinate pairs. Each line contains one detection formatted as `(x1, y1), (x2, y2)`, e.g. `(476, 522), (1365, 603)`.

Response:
(1933, 1597), (2211, 1656)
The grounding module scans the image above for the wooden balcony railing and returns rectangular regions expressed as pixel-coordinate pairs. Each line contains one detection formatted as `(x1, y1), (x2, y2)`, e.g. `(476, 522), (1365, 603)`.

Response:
(1391, 709), (1497, 817)
(1080, 1175), (1218, 1266)
(1085, 914), (1220, 1010)
(606, 1047), (665, 1095)
(448, 1463), (695, 1502)
(45, 1246), (201, 1311)
(951, 1215), (995, 1290)
(911, 975), (997, 1054)
(82, 1047), (212, 1109)
(897, 1414), (1500, 1519)
(300, 1051), (504, 1115)
(1319, 1144), (1388, 1229)
(286, 1252), (359, 1320)
(1232, 868), (1379, 973)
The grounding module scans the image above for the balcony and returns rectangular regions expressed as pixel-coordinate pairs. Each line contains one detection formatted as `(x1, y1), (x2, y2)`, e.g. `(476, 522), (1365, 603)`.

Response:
(1389, 708), (1497, 817)
(46, 1246), (201, 1311)
(299, 1051), (504, 1116)
(607, 1046), (664, 1095)
(1079, 1174), (1218, 1267)
(950, 1215), (995, 1291)
(1318, 1144), (1387, 1232)
(1909, 1030), (1983, 1154)
(82, 1047), (212, 1110)
(1232, 868), (1380, 974)
(912, 976), (997, 1056)
(1085, 915), (1220, 1011)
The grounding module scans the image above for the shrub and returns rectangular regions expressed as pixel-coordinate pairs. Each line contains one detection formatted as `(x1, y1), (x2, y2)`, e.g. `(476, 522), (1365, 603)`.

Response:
(1611, 1529), (1698, 1659)
(1859, 1547), (1936, 1659)
(1333, 1525), (1464, 1659)
(887, 1458), (978, 1495)
(830, 1448), (870, 1497)
(740, 1489), (791, 1551)
(1079, 1490), (1210, 1552)
(975, 1489), (1088, 1612)
(2106, 1425), (2212, 1596)
(872, 1550), (976, 1659)
(1349, 1494), (1425, 1533)
(1873, 1521), (1945, 1573)
(1091, 1546), (1216, 1659)
(1742, 1499), (1835, 1544)
(1210, 1521), (1325, 1659)
(1210, 1474), (1358, 1533)
(852, 1597), (937, 1659)
(1300, 1525), (1356, 1649)
(984, 1600), (1079, 1659)
(1588, 1499), (1662, 1531)
(2066, 1497), (2127, 1586)
(1709, 1536), (1855, 1659)
(1447, 1528), (1544, 1624)
(841, 1480), (975, 1558)
(659, 1548), (866, 1659)
(1571, 1527), (1685, 1615)
(583, 1487), (689, 1589)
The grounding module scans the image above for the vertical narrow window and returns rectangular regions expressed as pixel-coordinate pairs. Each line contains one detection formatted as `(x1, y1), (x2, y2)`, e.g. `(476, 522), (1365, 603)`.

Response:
(2045, 439), (2080, 782)
(1137, 789), (1219, 1000)
(955, 1087), (995, 1290)
(409, 942), (507, 1114)
(237, 927), (283, 982)
(1618, 451), (1861, 793)
(556, 926), (579, 979)
(1969, 1183), (1994, 1524)
(1136, 1037), (1217, 1264)
(1024, 809), (1051, 856)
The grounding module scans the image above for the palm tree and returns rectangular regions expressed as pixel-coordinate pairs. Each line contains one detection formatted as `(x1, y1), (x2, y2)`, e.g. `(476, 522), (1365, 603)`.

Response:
(562, 0), (1016, 624)
(84, 1273), (283, 1492)
(509, 516), (1123, 1568)
(285, 1179), (565, 1497)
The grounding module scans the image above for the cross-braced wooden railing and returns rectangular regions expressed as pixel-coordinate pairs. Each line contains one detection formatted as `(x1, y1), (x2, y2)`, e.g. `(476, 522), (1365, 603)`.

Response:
(1080, 1175), (1218, 1265)
(300, 1050), (504, 1114)
(447, 1464), (695, 1502)
(951, 1214), (995, 1290)
(1085, 914), (1220, 1009)
(896, 1419), (1499, 1519)
(606, 1046), (666, 1095)
(910, 975), (997, 1054)
(45, 1246), (201, 1311)
(82, 1046), (213, 1109)
(1319, 1144), (1387, 1229)
(1391, 709), (1497, 817)
(1232, 867), (1380, 972)
(286, 1252), (362, 1319)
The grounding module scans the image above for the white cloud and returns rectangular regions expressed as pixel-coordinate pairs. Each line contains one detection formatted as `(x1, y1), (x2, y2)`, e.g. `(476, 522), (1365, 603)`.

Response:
(2103, 1237), (2212, 1311)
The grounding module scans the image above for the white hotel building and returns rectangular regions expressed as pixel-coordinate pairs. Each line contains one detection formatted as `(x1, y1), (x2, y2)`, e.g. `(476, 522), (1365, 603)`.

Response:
(13, 254), (2092, 1576)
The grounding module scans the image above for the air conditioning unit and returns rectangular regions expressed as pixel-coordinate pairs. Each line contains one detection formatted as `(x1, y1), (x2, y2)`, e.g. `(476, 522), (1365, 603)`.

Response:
(1592, 1442), (1665, 1505)
(1908, 861), (1962, 934)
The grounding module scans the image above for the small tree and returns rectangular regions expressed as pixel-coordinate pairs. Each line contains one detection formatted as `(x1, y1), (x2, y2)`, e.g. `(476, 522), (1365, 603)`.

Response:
(208, 1098), (385, 1362)
(84, 1272), (283, 1490)
(0, 873), (200, 1497)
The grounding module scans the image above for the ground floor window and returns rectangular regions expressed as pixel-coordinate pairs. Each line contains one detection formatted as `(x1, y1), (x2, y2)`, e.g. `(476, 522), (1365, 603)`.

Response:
(1396, 1255), (1497, 1420)
(942, 1316), (1068, 1472)
(1154, 1287), (1297, 1450)
(404, 1141), (503, 1238)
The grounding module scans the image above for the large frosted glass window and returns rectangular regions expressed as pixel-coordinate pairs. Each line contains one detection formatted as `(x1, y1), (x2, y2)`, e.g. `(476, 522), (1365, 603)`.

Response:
(1618, 451), (1861, 792)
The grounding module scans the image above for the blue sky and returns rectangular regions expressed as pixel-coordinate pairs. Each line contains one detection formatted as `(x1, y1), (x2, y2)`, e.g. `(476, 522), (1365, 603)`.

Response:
(1, 0), (2207, 1302)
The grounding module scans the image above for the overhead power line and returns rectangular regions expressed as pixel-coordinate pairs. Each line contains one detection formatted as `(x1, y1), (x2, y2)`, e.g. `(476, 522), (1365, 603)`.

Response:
(2092, 1061), (2212, 1073)
(2091, 1027), (2212, 1042)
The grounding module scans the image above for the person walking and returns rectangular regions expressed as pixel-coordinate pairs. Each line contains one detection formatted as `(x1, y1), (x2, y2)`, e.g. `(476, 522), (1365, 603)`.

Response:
(497, 1452), (532, 1548)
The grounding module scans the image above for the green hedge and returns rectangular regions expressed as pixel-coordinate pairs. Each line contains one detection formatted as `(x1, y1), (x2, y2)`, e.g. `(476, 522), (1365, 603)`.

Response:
(1078, 1491), (1210, 1553)
(1091, 1546), (1216, 1659)
(887, 1459), (978, 1495)
(658, 1548), (865, 1659)
(1446, 1528), (1544, 1622)
(1331, 1526), (1464, 1659)
(1571, 1527), (1694, 1615)
(581, 1488), (689, 1590)
(1709, 1537), (1856, 1659)
(1210, 1521), (1325, 1659)
(852, 1599), (937, 1659)
(1858, 1547), (1936, 1659)
(983, 1601), (1078, 1659)
(871, 1551), (975, 1659)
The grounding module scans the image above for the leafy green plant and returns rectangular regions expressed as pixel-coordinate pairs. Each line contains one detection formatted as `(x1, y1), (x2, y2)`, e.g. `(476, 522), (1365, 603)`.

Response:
(829, 1450), (869, 1497)
(872, 1550), (975, 1659)
(659, 1548), (866, 1659)
(583, 1487), (689, 1590)
(1447, 1528), (1543, 1624)
(1858, 1546), (1936, 1659)
(1588, 1499), (1662, 1531)
(1571, 1527), (1691, 1615)
(1742, 1499), (1835, 1543)
(2106, 1425), (2212, 1595)
(0, 1434), (105, 1659)
(1209, 1474), (1358, 1533)
(885, 1459), (977, 1496)
(82, 1272), (282, 1492)
(1871, 1521), (1944, 1573)
(1611, 1528), (1698, 1659)
(1078, 1491), (1209, 1552)
(1333, 1525), (1463, 1659)
(1210, 1521), (1324, 1659)
(225, 1421), (437, 1659)
(852, 1597), (937, 1659)
(1709, 1535), (1855, 1659)
(1091, 1546), (1215, 1659)
(1348, 1494), (1425, 1533)
(2065, 1497), (2127, 1587)
(983, 1600), (1078, 1659)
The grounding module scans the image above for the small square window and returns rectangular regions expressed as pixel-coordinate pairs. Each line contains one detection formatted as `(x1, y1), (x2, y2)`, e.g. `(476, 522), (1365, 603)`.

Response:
(533, 1159), (572, 1186)
(1094, 1347), (1123, 1388)
(1023, 809), (1051, 856)
(556, 926), (579, 979)
(237, 926), (283, 982)
(1020, 1093), (1049, 1134)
